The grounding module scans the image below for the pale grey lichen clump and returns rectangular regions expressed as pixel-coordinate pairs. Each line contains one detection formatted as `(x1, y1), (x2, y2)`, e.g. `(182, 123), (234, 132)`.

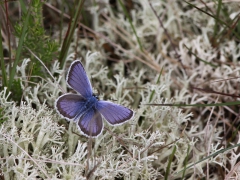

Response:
(1, 0), (240, 179)
(0, 53), (196, 179)
(0, 52), (232, 179)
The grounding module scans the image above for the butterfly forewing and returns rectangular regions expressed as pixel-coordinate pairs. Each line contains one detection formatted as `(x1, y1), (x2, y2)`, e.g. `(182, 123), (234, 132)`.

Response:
(55, 94), (86, 120)
(78, 108), (103, 137)
(67, 60), (93, 98)
(96, 101), (134, 125)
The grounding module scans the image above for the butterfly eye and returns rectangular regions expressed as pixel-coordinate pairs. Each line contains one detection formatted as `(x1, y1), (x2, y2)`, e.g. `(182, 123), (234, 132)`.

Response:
(93, 94), (99, 100)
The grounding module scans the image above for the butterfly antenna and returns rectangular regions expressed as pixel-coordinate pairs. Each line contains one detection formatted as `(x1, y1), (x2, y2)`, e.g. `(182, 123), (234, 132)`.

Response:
(25, 46), (65, 93)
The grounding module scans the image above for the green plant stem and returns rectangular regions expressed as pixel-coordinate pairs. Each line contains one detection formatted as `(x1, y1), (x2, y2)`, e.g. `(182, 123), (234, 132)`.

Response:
(183, 0), (229, 28)
(213, 0), (222, 37)
(59, 0), (85, 68)
(149, 69), (163, 103)
(0, 23), (7, 88)
(177, 142), (240, 174)
(181, 145), (190, 179)
(8, 5), (30, 90)
(165, 145), (177, 180)
(184, 45), (218, 68)
(118, 0), (143, 52)
(147, 101), (240, 108)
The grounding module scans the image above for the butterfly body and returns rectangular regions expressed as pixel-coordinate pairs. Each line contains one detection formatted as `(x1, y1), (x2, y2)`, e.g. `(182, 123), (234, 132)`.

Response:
(74, 95), (98, 121)
(55, 60), (134, 138)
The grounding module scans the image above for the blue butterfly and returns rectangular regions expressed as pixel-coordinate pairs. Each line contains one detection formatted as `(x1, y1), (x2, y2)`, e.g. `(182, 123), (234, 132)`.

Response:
(55, 60), (134, 137)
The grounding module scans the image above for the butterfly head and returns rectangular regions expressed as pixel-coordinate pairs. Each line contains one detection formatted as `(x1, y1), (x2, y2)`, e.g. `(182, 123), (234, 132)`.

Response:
(92, 94), (99, 100)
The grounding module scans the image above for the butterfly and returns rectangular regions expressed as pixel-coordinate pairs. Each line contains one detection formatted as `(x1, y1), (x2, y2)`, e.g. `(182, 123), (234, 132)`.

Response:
(55, 60), (134, 138)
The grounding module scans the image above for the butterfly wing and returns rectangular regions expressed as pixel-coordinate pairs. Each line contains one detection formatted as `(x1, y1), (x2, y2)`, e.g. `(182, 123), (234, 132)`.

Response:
(78, 108), (103, 137)
(67, 60), (93, 98)
(55, 94), (86, 121)
(96, 101), (134, 125)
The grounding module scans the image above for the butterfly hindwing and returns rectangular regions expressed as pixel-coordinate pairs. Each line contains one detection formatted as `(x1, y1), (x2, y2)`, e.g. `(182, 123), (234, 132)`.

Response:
(67, 60), (93, 98)
(78, 108), (103, 137)
(55, 94), (86, 120)
(96, 101), (134, 125)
